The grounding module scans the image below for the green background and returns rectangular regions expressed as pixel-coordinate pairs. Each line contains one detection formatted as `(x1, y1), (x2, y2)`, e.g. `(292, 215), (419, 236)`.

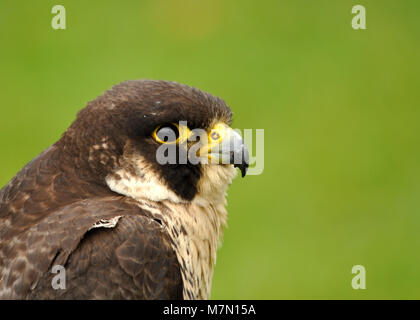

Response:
(1, 0), (419, 299)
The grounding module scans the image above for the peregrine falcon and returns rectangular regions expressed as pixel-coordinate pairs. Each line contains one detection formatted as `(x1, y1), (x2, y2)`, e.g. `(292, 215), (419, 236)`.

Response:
(0, 80), (249, 299)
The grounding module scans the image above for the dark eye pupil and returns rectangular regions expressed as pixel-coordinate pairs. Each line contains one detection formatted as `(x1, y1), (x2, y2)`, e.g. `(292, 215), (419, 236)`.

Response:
(157, 124), (179, 142)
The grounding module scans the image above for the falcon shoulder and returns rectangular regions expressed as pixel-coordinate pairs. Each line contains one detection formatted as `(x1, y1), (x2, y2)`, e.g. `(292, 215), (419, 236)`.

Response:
(0, 197), (183, 299)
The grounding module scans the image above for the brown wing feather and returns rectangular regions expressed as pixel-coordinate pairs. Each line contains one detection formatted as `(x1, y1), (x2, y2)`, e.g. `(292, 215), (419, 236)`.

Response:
(0, 197), (183, 299)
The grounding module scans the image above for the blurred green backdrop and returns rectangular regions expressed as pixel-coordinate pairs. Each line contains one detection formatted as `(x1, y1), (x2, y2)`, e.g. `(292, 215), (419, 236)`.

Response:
(1, 0), (420, 299)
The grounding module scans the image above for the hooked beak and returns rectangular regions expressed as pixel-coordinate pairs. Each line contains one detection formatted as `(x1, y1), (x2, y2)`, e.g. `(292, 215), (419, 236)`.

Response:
(203, 124), (249, 177)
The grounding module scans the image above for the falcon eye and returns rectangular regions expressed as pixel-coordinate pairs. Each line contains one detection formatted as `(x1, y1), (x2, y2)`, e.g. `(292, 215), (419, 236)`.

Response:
(153, 123), (180, 144)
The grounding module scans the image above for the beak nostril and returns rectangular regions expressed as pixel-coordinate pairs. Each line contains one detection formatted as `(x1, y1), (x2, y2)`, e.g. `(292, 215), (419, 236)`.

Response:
(211, 132), (220, 140)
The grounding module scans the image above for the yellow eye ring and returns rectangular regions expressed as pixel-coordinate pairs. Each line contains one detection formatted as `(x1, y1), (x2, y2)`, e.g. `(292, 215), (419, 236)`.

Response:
(153, 123), (180, 144)
(152, 123), (191, 144)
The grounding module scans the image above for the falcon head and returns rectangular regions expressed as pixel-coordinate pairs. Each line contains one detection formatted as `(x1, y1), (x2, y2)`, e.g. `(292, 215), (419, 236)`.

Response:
(59, 80), (248, 203)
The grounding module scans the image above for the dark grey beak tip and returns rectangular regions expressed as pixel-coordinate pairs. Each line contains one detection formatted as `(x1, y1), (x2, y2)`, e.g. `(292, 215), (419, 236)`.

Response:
(234, 163), (248, 178)
(233, 144), (249, 178)
(241, 164), (248, 178)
